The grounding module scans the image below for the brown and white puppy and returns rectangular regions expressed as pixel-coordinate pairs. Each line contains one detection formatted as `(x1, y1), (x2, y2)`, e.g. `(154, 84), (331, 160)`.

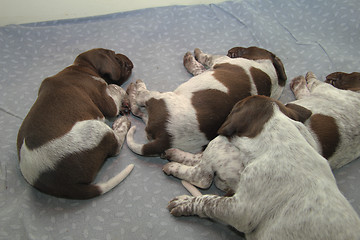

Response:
(163, 95), (360, 240)
(290, 72), (360, 169)
(17, 48), (135, 199)
(126, 46), (287, 156)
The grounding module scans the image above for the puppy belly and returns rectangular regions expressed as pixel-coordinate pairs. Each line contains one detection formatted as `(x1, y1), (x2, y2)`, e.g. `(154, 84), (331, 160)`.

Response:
(19, 119), (113, 185)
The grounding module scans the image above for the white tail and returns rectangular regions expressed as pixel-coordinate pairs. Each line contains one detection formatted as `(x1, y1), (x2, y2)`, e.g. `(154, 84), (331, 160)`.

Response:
(97, 164), (134, 195)
(181, 180), (202, 197)
(126, 126), (144, 155)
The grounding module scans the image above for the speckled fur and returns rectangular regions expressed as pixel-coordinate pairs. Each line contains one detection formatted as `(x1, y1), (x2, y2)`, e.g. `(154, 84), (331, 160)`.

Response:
(164, 97), (360, 240)
(290, 72), (360, 169)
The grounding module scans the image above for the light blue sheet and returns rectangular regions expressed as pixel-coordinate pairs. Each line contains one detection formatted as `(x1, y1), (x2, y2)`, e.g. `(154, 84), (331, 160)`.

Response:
(1, 0), (359, 239)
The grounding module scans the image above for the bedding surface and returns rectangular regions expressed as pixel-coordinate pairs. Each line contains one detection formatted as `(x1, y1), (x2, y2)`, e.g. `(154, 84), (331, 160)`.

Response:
(1, 0), (359, 239)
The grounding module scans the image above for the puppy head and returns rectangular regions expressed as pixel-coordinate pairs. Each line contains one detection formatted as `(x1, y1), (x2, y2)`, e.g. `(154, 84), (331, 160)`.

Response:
(325, 72), (360, 92)
(74, 48), (133, 85)
(227, 46), (287, 87)
(218, 95), (312, 138)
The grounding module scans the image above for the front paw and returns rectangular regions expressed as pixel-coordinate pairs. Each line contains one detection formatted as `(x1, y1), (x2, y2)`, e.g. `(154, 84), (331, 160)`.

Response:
(290, 75), (306, 92)
(167, 195), (195, 217)
(305, 71), (321, 91)
(113, 116), (131, 133)
(161, 148), (177, 160)
(162, 162), (178, 175)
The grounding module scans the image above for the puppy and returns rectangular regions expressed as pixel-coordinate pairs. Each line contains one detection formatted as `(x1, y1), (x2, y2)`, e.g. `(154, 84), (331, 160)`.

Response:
(290, 72), (360, 169)
(17, 48), (134, 199)
(126, 46), (287, 155)
(163, 95), (360, 240)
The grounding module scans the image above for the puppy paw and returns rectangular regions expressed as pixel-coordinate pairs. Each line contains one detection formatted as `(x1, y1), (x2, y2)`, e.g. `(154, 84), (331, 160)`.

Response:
(194, 48), (203, 61)
(126, 82), (136, 96)
(183, 51), (205, 76)
(113, 116), (131, 133)
(161, 148), (177, 160)
(290, 75), (310, 99)
(305, 71), (322, 91)
(125, 81), (146, 117)
(290, 75), (306, 91)
(305, 71), (317, 82)
(162, 162), (178, 175)
(167, 195), (195, 217)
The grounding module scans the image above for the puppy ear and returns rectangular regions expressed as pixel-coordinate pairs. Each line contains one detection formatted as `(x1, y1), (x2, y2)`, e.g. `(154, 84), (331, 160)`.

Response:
(272, 56), (287, 87)
(217, 120), (236, 137)
(92, 49), (123, 83)
(74, 48), (133, 85)
(218, 96), (274, 138)
(283, 103), (312, 123)
(326, 72), (360, 92)
(227, 47), (245, 58)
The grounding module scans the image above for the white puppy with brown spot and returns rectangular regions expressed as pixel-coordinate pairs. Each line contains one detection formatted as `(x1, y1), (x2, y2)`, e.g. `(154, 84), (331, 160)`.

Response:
(290, 71), (360, 169)
(17, 48), (134, 199)
(126, 46), (287, 156)
(164, 94), (360, 240)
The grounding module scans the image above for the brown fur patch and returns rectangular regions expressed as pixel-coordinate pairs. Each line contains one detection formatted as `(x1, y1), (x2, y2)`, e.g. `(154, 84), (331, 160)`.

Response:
(250, 67), (271, 96)
(33, 131), (119, 199)
(17, 74), (113, 151)
(309, 114), (340, 159)
(142, 98), (172, 155)
(227, 46), (287, 86)
(17, 48), (133, 153)
(218, 96), (313, 139)
(282, 103), (312, 123)
(192, 63), (252, 140)
(325, 72), (360, 92)
(218, 96), (274, 138)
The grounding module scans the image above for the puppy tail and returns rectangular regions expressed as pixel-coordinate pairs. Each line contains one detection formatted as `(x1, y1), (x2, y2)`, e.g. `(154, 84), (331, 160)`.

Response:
(97, 164), (134, 195)
(126, 126), (167, 156)
(126, 126), (145, 155)
(181, 180), (202, 197)
(33, 164), (134, 200)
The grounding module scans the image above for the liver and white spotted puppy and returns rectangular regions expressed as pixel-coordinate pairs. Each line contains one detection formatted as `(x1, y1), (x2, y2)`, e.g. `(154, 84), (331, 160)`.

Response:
(126, 46), (287, 156)
(164, 95), (360, 240)
(290, 71), (360, 169)
(17, 48), (134, 199)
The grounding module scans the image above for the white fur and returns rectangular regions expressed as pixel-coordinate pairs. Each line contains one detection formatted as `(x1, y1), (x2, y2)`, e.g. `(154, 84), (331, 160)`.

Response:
(106, 84), (126, 115)
(290, 73), (360, 169)
(165, 105), (360, 240)
(20, 119), (112, 184)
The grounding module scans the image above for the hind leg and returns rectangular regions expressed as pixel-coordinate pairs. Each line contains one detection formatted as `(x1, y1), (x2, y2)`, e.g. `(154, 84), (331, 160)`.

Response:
(126, 80), (150, 124)
(112, 116), (131, 155)
(290, 75), (311, 99)
(194, 48), (228, 68)
(305, 72), (323, 92)
(183, 52), (206, 76)
(162, 148), (202, 166)
(163, 159), (213, 189)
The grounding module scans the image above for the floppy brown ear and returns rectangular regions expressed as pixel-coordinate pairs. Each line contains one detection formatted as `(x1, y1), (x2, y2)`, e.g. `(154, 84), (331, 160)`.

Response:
(227, 47), (245, 58)
(89, 49), (122, 82)
(272, 56), (287, 87)
(283, 103), (312, 123)
(326, 72), (360, 92)
(218, 96), (274, 138)
(74, 48), (133, 85)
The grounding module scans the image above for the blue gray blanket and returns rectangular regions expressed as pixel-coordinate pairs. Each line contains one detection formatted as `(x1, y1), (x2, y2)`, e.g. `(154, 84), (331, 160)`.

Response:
(1, 0), (359, 239)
